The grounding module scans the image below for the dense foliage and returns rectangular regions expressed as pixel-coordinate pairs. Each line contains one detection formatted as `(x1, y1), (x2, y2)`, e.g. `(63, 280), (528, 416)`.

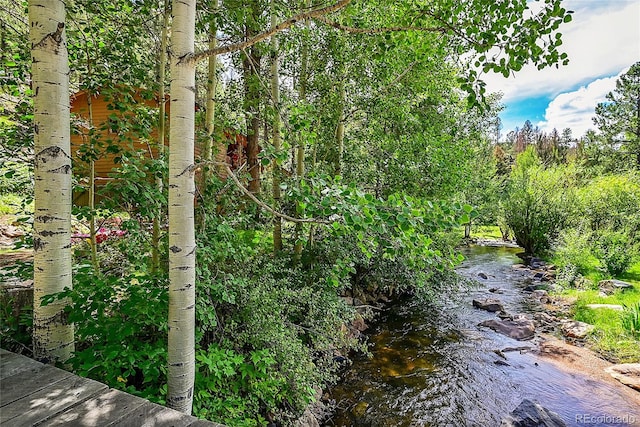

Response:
(14, 0), (640, 425)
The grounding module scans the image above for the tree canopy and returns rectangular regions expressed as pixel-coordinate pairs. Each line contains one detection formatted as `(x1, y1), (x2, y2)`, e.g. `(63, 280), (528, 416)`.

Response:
(0, 0), (582, 424)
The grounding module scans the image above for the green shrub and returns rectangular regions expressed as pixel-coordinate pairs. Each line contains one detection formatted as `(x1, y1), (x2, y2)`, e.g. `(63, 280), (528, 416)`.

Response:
(503, 150), (575, 254)
(577, 173), (640, 239)
(42, 267), (168, 402)
(593, 230), (637, 277)
(0, 161), (32, 196)
(555, 263), (579, 288)
(554, 228), (595, 274)
(0, 296), (32, 354)
(194, 345), (287, 427)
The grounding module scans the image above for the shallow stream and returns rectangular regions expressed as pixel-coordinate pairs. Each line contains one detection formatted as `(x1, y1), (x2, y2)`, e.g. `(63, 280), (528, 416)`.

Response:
(325, 246), (639, 426)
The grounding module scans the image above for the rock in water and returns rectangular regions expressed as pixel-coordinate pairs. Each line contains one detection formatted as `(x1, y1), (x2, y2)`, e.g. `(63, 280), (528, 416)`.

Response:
(473, 298), (504, 312)
(479, 318), (535, 341)
(604, 364), (640, 391)
(500, 399), (567, 426)
(478, 272), (489, 279)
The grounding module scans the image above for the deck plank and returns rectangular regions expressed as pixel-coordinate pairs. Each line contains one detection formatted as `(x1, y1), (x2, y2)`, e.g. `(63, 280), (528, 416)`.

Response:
(106, 402), (201, 427)
(1, 364), (72, 406)
(0, 350), (221, 426)
(0, 350), (43, 380)
(44, 388), (149, 426)
(1, 374), (108, 426)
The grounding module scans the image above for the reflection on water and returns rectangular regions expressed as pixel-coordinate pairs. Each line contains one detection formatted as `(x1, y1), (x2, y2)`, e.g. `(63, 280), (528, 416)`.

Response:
(326, 246), (640, 427)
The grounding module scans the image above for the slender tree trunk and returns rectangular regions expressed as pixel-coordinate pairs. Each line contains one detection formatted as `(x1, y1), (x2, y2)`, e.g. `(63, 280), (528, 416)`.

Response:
(270, 0), (282, 252)
(152, 1), (169, 273)
(80, 14), (100, 272)
(294, 0), (311, 257)
(87, 92), (99, 271)
(205, 0), (226, 181)
(29, 0), (74, 363)
(243, 55), (262, 191)
(241, 0), (262, 195)
(167, 0), (196, 414)
(335, 79), (345, 176)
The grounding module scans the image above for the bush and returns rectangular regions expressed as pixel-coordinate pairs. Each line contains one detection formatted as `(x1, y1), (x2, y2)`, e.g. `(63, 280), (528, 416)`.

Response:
(577, 173), (640, 239)
(593, 230), (637, 277)
(554, 228), (595, 274)
(503, 150), (575, 254)
(0, 161), (32, 196)
(42, 267), (168, 402)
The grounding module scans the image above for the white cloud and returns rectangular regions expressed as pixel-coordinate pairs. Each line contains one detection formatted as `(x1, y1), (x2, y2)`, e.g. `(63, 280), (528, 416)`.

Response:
(536, 70), (624, 137)
(483, 0), (640, 102)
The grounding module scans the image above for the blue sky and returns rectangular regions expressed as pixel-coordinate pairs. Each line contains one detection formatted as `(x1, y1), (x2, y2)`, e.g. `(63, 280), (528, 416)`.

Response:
(482, 0), (640, 139)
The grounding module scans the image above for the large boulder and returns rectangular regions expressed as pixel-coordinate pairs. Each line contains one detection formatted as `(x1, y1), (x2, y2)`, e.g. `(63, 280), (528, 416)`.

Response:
(479, 317), (536, 340)
(500, 399), (567, 427)
(473, 298), (504, 312)
(604, 363), (640, 391)
(598, 279), (634, 295)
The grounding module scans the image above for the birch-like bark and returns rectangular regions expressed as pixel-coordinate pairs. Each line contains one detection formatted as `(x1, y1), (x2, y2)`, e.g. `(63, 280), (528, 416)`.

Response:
(167, 0), (196, 414)
(271, 0), (283, 252)
(29, 0), (74, 363)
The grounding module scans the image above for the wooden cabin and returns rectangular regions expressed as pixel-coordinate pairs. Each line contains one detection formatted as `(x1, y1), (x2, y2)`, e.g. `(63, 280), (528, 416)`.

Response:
(70, 87), (247, 206)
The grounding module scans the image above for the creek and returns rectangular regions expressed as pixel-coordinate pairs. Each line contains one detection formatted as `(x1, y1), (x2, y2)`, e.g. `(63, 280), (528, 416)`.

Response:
(325, 245), (639, 426)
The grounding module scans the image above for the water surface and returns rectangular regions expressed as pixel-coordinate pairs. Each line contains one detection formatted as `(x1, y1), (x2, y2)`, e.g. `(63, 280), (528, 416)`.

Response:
(326, 246), (639, 426)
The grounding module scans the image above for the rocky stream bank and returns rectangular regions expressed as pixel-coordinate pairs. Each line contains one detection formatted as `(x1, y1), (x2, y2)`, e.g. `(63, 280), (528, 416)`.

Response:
(322, 243), (639, 427)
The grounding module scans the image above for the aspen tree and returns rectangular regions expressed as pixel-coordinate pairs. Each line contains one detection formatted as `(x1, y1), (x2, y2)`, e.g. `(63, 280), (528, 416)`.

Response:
(29, 0), (74, 363)
(167, 0), (196, 414)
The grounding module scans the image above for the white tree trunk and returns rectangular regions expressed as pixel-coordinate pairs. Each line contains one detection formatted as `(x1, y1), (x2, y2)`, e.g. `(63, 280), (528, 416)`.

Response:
(167, 0), (196, 415)
(29, 0), (74, 364)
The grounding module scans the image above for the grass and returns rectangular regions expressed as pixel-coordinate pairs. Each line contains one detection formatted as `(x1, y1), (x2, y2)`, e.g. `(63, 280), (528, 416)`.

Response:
(456, 224), (504, 240)
(557, 265), (640, 363)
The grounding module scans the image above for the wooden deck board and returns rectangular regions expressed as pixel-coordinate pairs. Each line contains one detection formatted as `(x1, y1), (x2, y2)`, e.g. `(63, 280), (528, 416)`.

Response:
(108, 402), (205, 427)
(0, 350), (44, 380)
(1, 364), (72, 406)
(1, 374), (108, 426)
(44, 388), (149, 426)
(0, 349), (221, 426)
